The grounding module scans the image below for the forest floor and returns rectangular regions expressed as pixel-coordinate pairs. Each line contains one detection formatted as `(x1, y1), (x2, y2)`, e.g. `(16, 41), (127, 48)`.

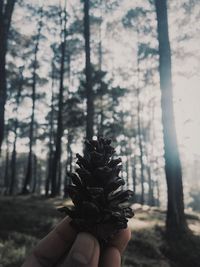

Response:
(0, 196), (200, 267)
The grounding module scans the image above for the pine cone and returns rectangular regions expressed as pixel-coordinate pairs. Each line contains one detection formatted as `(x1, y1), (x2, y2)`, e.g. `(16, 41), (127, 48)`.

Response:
(59, 136), (134, 244)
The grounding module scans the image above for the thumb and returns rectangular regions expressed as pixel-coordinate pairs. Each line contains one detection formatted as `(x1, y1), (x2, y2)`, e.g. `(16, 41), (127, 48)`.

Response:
(63, 232), (100, 267)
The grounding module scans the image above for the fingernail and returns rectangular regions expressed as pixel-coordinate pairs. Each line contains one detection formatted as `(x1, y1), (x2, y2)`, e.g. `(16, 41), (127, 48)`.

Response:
(70, 233), (95, 265)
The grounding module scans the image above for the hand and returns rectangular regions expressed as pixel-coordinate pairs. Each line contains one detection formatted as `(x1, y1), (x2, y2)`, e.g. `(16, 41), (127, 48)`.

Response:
(22, 217), (131, 267)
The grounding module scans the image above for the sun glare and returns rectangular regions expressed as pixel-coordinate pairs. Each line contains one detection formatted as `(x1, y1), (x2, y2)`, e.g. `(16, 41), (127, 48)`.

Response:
(174, 74), (200, 161)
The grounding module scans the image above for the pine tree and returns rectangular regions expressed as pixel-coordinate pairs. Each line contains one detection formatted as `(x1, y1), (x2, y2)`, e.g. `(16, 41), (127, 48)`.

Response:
(0, 0), (16, 152)
(84, 0), (94, 140)
(22, 7), (44, 194)
(155, 0), (188, 235)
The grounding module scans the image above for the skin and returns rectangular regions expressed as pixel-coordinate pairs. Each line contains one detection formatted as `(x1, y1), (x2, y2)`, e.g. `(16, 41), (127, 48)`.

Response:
(22, 217), (131, 267)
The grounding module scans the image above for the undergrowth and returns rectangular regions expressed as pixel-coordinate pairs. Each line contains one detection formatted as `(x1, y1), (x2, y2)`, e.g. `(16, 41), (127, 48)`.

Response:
(0, 196), (200, 267)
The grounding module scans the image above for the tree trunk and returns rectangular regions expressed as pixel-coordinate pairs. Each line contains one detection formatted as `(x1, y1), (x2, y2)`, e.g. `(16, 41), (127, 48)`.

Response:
(0, 0), (16, 152)
(155, 0), (188, 235)
(131, 156), (136, 195)
(147, 164), (154, 206)
(97, 0), (104, 136)
(125, 152), (130, 190)
(0, 42), (6, 155)
(22, 9), (43, 194)
(155, 178), (160, 207)
(56, 161), (62, 195)
(9, 68), (23, 195)
(9, 131), (17, 195)
(4, 131), (10, 195)
(51, 2), (67, 197)
(45, 62), (55, 197)
(46, 155), (52, 196)
(136, 35), (145, 204)
(32, 154), (37, 193)
(84, 0), (94, 140)
(37, 164), (42, 195)
(137, 96), (145, 205)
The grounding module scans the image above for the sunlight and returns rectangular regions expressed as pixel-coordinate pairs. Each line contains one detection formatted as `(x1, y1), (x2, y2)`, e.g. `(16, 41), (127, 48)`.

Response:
(174, 74), (200, 161)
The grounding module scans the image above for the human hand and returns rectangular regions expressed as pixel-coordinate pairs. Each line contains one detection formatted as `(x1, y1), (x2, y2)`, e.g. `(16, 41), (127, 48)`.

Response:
(22, 217), (131, 267)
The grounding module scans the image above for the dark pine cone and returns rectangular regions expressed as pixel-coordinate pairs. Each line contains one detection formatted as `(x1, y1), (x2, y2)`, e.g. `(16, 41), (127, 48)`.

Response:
(59, 136), (134, 244)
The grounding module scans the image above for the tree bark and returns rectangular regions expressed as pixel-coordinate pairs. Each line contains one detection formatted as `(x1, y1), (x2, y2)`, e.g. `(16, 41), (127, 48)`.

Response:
(131, 156), (136, 195)
(56, 161), (62, 195)
(155, 0), (188, 235)
(125, 151), (130, 190)
(0, 0), (16, 152)
(136, 32), (145, 205)
(3, 130), (10, 195)
(51, 2), (67, 197)
(137, 93), (145, 205)
(9, 68), (23, 195)
(155, 178), (160, 207)
(32, 154), (37, 193)
(147, 164), (154, 206)
(45, 63), (55, 197)
(84, 0), (94, 140)
(22, 8), (43, 194)
(97, 2), (104, 137)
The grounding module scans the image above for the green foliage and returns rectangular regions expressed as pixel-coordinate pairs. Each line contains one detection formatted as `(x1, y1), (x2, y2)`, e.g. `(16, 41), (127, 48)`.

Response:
(0, 233), (38, 267)
(122, 8), (147, 29)
(63, 94), (85, 129)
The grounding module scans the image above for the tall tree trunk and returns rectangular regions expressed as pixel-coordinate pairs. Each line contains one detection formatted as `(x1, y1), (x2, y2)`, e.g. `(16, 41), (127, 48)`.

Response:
(147, 164), (153, 206)
(9, 68), (23, 195)
(51, 2), (67, 197)
(32, 154), (37, 193)
(46, 154), (52, 197)
(84, 0), (94, 140)
(9, 131), (17, 195)
(97, 0), (104, 136)
(64, 133), (73, 198)
(125, 151), (130, 189)
(155, 177), (160, 207)
(67, 133), (73, 172)
(45, 62), (55, 197)
(155, 0), (188, 235)
(57, 161), (62, 195)
(0, 0), (16, 152)
(37, 164), (42, 195)
(22, 8), (43, 194)
(145, 121), (153, 206)
(137, 94), (145, 205)
(4, 130), (9, 195)
(131, 156), (136, 200)
(136, 32), (145, 204)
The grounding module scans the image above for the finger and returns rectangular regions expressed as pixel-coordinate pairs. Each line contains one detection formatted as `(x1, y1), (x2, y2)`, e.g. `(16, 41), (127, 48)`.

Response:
(100, 247), (121, 267)
(25, 217), (77, 267)
(22, 254), (41, 267)
(109, 227), (131, 254)
(63, 232), (100, 267)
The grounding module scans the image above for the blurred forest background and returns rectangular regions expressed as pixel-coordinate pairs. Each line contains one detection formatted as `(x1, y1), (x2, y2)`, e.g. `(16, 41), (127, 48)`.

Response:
(0, 0), (200, 266)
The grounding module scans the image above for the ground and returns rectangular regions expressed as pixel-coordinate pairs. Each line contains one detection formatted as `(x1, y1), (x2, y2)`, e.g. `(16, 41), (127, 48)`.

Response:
(0, 197), (200, 267)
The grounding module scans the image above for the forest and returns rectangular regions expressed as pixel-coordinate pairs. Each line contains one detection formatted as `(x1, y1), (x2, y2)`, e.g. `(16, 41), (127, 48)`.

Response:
(0, 0), (200, 266)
